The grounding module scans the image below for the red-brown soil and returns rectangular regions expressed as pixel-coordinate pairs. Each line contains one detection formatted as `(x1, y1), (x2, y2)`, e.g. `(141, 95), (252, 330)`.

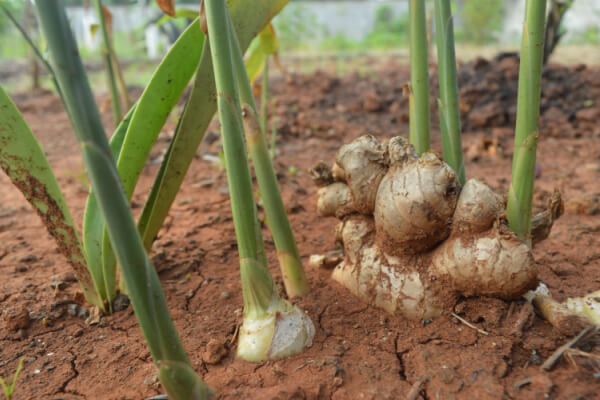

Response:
(1, 55), (600, 399)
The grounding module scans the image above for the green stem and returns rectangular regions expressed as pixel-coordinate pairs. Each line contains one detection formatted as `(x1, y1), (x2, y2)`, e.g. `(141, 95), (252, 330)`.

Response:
(205, 0), (279, 318)
(227, 16), (309, 298)
(136, 0), (290, 253)
(261, 56), (269, 138)
(111, 52), (132, 111)
(433, 0), (465, 184)
(92, 0), (122, 122)
(409, 0), (431, 154)
(507, 0), (547, 240)
(270, 112), (277, 161)
(0, 4), (66, 106)
(261, 57), (278, 160)
(34, 2), (211, 398)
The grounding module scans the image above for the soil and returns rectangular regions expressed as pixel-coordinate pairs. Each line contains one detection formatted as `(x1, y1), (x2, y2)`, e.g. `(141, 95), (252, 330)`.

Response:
(1, 54), (600, 400)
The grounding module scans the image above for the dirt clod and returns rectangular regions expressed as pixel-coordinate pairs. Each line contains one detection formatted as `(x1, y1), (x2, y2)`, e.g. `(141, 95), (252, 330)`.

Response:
(3, 306), (30, 331)
(202, 338), (229, 365)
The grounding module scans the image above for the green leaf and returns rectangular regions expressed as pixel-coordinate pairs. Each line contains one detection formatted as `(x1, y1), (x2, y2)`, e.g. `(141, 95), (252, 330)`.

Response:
(259, 23), (279, 55)
(92, 19), (203, 300)
(0, 3), (66, 106)
(156, 8), (199, 26)
(34, 2), (209, 394)
(139, 0), (291, 251)
(83, 105), (135, 306)
(90, 23), (100, 39)
(83, 19), (203, 305)
(117, 19), (204, 202)
(158, 361), (215, 400)
(0, 85), (101, 308)
(245, 23), (279, 86)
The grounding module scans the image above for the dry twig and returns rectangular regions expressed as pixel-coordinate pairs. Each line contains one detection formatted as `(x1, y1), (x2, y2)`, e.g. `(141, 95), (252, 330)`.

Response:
(406, 376), (428, 400)
(541, 326), (596, 371)
(451, 312), (489, 336)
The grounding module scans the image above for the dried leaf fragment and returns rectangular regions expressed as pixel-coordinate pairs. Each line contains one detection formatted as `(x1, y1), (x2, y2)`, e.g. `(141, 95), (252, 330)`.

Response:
(156, 0), (175, 16)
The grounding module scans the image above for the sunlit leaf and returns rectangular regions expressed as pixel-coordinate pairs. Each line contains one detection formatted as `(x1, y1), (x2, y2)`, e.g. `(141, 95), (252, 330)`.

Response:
(259, 23), (278, 55)
(245, 23), (282, 86)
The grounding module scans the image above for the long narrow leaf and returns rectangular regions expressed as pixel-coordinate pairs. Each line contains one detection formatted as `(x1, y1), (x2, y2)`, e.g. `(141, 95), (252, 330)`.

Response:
(0, 3), (66, 106)
(117, 19), (204, 201)
(245, 23), (279, 86)
(139, 0), (291, 251)
(83, 105), (136, 306)
(34, 3), (211, 397)
(434, 0), (465, 184)
(0, 86), (101, 308)
(92, 0), (122, 121)
(83, 20), (204, 301)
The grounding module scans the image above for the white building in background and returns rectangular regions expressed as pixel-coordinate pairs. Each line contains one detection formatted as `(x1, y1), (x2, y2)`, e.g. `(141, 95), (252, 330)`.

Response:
(501, 0), (600, 43)
(64, 1), (600, 58)
(65, 3), (167, 58)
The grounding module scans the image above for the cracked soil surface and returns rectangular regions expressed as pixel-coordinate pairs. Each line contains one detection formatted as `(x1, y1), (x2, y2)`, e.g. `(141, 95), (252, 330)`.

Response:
(1, 54), (600, 399)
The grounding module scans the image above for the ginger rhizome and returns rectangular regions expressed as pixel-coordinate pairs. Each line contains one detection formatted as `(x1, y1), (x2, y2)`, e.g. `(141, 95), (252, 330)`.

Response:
(314, 135), (560, 320)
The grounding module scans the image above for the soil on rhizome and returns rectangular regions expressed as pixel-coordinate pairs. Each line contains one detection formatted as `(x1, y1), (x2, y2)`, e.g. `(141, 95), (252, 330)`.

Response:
(1, 55), (600, 399)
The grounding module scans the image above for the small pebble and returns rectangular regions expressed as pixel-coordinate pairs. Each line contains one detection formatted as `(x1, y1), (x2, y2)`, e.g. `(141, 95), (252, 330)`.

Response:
(14, 263), (28, 273)
(59, 272), (76, 282)
(67, 304), (79, 317)
(112, 294), (131, 312)
(332, 376), (344, 387)
(220, 291), (231, 299)
(50, 281), (65, 290)
(530, 349), (542, 365)
(20, 254), (37, 263)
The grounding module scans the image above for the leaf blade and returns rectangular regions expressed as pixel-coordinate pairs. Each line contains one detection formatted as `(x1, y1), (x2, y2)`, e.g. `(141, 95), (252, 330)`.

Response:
(139, 0), (291, 250)
(0, 86), (101, 308)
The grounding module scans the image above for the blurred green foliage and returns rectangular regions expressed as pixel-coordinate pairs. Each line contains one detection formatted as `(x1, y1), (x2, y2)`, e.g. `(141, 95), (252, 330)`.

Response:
(363, 4), (408, 49)
(276, 4), (407, 52)
(62, 0), (195, 4)
(0, 0), (22, 33)
(456, 0), (503, 44)
(273, 5), (321, 50)
(577, 26), (600, 44)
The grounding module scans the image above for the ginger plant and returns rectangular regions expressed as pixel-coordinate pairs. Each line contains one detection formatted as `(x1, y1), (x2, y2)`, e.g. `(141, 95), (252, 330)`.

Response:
(2, 0), (308, 396)
(315, 135), (559, 319)
(204, 0), (314, 362)
(310, 0), (600, 327)
(1, 0), (296, 312)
